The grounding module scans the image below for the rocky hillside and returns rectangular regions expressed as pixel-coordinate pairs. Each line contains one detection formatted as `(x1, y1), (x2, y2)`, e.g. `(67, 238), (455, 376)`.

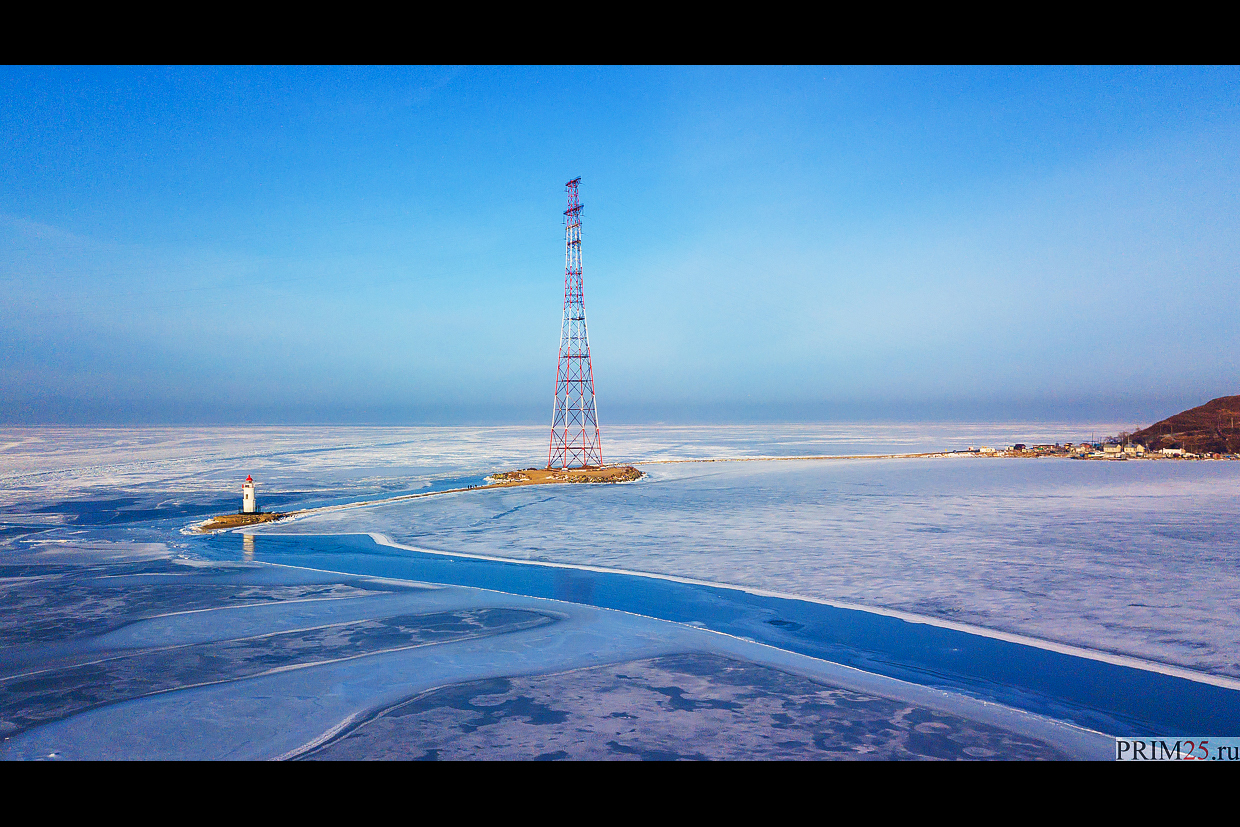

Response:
(1130, 395), (1240, 455)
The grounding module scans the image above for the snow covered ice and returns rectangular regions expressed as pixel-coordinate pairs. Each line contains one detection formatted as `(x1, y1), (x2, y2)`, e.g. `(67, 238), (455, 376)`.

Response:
(2, 423), (1234, 759)
(262, 443), (1240, 679)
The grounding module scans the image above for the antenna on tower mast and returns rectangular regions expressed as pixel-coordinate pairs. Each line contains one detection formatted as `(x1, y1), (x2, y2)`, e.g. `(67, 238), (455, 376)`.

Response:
(548, 178), (603, 469)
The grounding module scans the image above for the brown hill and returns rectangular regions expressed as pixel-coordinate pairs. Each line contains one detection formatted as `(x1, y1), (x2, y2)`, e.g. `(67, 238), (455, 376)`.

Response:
(1130, 395), (1240, 455)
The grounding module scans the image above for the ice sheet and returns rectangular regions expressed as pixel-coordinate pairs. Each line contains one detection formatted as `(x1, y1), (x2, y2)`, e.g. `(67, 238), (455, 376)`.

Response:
(0, 423), (1225, 759)
(0, 422), (1126, 512)
(0, 567), (1108, 760)
(261, 456), (1240, 679)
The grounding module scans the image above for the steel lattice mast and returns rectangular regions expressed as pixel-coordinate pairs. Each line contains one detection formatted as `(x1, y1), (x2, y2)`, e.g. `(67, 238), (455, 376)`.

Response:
(548, 177), (602, 469)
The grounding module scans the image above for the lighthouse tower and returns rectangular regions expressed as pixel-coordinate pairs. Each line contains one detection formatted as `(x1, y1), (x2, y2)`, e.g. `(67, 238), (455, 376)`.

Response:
(242, 476), (256, 514)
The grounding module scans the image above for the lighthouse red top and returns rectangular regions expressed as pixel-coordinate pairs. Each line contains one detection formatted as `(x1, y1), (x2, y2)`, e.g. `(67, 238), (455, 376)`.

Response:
(246, 475), (252, 482)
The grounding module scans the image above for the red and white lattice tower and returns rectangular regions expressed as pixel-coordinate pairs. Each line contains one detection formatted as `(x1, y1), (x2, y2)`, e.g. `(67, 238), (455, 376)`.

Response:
(548, 177), (602, 469)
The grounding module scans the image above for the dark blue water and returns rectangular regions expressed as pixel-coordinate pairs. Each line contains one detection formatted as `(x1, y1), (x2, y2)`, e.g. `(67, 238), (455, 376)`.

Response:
(220, 532), (1240, 737)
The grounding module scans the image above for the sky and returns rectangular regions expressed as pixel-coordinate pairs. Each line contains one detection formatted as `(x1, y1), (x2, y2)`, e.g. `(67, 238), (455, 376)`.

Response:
(1, 66), (1237, 425)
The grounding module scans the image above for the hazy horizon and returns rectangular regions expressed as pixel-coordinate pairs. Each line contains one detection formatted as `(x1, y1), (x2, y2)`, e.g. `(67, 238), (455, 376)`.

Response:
(0, 402), (1181, 430)
(3, 66), (1237, 427)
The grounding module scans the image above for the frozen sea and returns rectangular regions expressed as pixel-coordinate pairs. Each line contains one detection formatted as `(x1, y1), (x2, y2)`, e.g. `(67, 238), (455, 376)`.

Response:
(1, 423), (1237, 759)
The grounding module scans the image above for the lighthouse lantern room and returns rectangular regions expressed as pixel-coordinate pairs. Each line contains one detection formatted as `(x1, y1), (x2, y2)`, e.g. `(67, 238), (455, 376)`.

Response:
(242, 475), (256, 514)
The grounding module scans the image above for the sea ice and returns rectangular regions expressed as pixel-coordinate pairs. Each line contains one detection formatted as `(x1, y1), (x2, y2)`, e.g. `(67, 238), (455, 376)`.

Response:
(261, 456), (1240, 679)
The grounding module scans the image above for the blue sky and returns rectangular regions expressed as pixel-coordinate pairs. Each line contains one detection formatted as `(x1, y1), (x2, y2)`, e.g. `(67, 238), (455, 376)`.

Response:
(2, 66), (1237, 424)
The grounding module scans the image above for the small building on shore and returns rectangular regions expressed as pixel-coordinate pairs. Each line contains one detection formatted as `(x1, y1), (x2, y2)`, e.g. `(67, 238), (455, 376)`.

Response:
(243, 476), (256, 514)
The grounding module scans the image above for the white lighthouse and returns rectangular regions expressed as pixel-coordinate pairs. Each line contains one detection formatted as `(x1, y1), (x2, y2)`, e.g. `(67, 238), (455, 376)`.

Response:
(242, 475), (256, 514)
